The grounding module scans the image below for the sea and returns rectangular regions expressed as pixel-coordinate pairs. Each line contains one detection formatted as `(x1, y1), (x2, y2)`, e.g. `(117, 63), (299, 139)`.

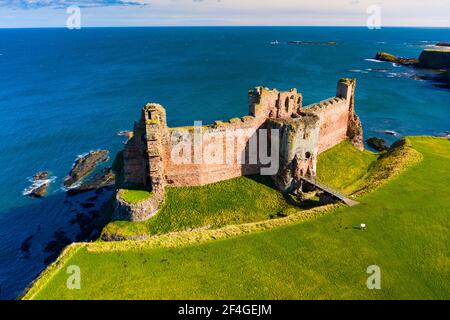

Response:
(0, 27), (449, 299)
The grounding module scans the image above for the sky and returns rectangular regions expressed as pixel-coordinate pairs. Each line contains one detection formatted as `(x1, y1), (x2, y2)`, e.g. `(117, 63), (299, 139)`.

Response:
(0, 0), (449, 28)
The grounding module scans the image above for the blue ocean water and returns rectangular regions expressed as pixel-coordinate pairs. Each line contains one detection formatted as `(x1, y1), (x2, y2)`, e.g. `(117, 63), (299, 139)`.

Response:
(0, 27), (449, 299)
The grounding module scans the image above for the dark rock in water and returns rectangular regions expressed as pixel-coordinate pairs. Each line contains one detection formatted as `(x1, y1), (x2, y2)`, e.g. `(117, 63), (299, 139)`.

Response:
(26, 171), (50, 198)
(71, 212), (92, 226)
(435, 42), (450, 47)
(87, 195), (99, 202)
(418, 49), (450, 69)
(366, 137), (388, 151)
(67, 167), (115, 195)
(44, 228), (72, 263)
(288, 41), (336, 45)
(375, 52), (418, 66)
(439, 69), (450, 85)
(64, 150), (109, 188)
(28, 184), (48, 198)
(20, 235), (34, 252)
(33, 171), (48, 180)
(81, 202), (96, 209)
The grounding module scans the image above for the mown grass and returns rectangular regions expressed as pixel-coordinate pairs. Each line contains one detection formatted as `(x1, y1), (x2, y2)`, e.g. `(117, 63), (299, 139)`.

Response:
(23, 137), (449, 300)
(120, 189), (153, 204)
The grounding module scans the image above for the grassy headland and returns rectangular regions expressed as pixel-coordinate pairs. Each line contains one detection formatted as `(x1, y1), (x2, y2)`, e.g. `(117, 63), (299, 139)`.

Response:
(23, 137), (449, 300)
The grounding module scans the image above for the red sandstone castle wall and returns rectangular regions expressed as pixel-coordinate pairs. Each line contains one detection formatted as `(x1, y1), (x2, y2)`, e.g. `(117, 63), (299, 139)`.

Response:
(306, 97), (351, 153)
(163, 116), (265, 186)
(124, 79), (360, 190)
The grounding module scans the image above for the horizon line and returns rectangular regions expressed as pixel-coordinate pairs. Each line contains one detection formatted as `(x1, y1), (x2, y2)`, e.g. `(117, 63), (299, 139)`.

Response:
(1, 25), (450, 29)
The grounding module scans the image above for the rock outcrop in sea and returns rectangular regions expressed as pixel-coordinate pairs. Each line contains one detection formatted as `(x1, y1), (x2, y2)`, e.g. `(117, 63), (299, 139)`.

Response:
(375, 52), (418, 66)
(366, 137), (388, 151)
(64, 150), (109, 188)
(25, 171), (51, 198)
(374, 45), (450, 88)
(67, 167), (115, 195)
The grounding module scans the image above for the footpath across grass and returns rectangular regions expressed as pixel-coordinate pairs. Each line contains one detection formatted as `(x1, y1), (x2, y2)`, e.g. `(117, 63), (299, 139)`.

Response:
(23, 137), (449, 299)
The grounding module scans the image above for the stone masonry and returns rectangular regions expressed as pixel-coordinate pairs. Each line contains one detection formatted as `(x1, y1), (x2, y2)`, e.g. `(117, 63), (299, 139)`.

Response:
(115, 78), (363, 221)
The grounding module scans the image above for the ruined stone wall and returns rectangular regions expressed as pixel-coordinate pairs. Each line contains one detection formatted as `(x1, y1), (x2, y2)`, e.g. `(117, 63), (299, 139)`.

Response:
(124, 79), (362, 190)
(163, 116), (265, 186)
(122, 121), (146, 187)
(160, 86), (304, 187)
(305, 97), (351, 153)
(113, 189), (165, 222)
(305, 78), (362, 153)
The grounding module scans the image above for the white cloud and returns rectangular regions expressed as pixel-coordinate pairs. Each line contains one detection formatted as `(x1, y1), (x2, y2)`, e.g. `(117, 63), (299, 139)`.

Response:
(0, 0), (449, 27)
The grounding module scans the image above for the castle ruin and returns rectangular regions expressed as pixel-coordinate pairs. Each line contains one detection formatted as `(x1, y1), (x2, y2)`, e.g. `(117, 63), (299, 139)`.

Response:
(114, 78), (363, 221)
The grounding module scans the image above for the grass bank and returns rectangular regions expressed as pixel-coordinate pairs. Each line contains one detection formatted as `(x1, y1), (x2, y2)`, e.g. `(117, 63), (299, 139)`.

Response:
(102, 175), (310, 240)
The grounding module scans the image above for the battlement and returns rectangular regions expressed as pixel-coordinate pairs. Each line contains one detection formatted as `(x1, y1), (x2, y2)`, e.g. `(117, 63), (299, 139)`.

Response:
(249, 87), (303, 119)
(118, 78), (363, 221)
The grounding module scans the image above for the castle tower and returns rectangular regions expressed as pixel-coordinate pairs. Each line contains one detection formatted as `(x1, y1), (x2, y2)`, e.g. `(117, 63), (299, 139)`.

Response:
(142, 103), (167, 191)
(267, 112), (320, 192)
(337, 78), (364, 151)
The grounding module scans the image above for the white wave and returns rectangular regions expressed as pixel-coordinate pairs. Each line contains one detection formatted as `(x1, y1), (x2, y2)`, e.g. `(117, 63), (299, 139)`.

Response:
(366, 68), (390, 73)
(22, 176), (57, 196)
(61, 178), (84, 191)
(365, 58), (383, 63)
(349, 69), (369, 74)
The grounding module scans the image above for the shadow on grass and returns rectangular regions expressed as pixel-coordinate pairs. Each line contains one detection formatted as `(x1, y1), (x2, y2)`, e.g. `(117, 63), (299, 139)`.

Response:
(245, 174), (323, 210)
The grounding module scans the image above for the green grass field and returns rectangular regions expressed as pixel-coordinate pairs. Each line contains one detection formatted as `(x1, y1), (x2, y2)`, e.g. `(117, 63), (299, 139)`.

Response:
(24, 137), (449, 300)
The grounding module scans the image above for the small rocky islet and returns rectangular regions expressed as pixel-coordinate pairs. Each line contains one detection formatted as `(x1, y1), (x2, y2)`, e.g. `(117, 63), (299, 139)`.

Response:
(63, 150), (109, 189)
(374, 44), (450, 88)
(26, 150), (114, 199)
(66, 167), (115, 196)
(25, 171), (51, 198)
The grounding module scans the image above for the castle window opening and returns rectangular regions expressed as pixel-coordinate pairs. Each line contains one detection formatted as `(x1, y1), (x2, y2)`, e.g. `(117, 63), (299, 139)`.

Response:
(305, 152), (311, 159)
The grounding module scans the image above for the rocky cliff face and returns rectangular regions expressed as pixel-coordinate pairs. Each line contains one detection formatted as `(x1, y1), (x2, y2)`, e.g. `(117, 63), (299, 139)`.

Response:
(418, 49), (450, 69)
